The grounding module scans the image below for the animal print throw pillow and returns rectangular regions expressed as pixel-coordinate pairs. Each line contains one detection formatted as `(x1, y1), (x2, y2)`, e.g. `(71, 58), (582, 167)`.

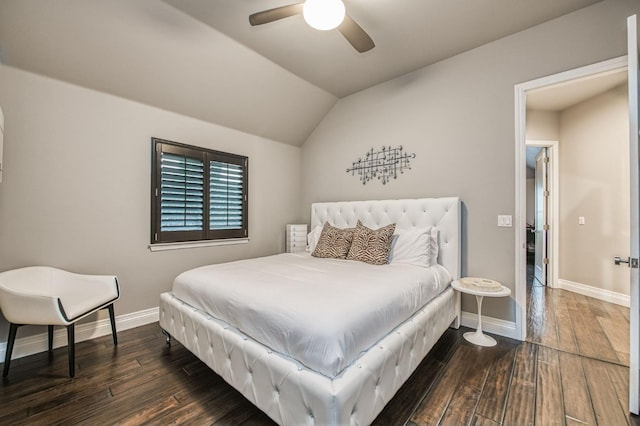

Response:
(312, 222), (355, 259)
(346, 220), (396, 265)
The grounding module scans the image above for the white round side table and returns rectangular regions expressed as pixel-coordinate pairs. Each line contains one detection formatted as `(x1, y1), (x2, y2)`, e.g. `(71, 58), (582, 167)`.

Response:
(451, 279), (511, 347)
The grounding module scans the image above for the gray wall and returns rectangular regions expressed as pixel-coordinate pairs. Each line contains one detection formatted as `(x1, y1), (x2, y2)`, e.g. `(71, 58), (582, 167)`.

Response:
(0, 65), (303, 340)
(300, 0), (640, 321)
(559, 84), (630, 294)
(526, 110), (560, 141)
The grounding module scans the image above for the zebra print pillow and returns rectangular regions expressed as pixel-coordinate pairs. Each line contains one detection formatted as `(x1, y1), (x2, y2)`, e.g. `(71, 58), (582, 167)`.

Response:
(311, 222), (355, 259)
(346, 220), (396, 265)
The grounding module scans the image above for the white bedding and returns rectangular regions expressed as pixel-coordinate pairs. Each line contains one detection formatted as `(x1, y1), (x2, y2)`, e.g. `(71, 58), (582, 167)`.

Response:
(172, 252), (452, 378)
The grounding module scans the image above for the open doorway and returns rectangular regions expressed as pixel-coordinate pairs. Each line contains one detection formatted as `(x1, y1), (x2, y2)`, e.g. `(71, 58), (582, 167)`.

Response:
(515, 57), (628, 340)
(532, 146), (548, 287)
(515, 58), (629, 356)
(525, 142), (557, 290)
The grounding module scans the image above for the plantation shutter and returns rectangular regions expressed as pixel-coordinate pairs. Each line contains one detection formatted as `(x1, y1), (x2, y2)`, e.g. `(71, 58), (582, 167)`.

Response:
(209, 162), (243, 229)
(208, 154), (247, 239)
(161, 153), (204, 232)
(151, 138), (248, 243)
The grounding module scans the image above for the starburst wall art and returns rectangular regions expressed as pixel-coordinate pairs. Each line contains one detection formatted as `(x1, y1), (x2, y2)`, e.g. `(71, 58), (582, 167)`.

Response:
(346, 145), (415, 185)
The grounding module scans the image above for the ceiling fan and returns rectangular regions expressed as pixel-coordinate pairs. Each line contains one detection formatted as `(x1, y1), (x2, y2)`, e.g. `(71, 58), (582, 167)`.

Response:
(249, 0), (375, 53)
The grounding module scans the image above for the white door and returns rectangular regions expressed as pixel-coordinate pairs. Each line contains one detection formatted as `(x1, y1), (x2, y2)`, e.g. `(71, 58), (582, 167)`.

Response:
(627, 14), (640, 415)
(534, 148), (548, 286)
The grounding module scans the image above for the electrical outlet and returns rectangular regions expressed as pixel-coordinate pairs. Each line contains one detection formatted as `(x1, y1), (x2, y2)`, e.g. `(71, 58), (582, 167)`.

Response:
(578, 216), (585, 225)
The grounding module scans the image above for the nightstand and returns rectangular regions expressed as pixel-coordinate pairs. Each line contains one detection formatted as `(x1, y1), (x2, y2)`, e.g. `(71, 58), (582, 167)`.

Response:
(286, 224), (308, 253)
(451, 278), (511, 347)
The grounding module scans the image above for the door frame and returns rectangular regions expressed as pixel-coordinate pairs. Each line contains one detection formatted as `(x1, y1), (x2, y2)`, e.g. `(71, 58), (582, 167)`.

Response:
(514, 56), (628, 341)
(527, 140), (559, 289)
(627, 13), (639, 415)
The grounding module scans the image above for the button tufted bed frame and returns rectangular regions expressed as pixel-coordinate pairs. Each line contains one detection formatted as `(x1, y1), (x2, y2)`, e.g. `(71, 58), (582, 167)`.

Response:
(159, 197), (461, 425)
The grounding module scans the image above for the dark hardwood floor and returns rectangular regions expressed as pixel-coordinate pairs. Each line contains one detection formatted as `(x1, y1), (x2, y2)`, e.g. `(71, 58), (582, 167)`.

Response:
(0, 272), (636, 425)
(526, 265), (630, 366)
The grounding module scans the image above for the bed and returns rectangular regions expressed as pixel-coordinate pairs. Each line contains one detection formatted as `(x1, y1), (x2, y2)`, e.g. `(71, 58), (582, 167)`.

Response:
(159, 197), (461, 425)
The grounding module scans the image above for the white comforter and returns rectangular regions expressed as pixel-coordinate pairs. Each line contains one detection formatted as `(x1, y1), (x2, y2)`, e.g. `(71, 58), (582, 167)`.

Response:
(172, 252), (452, 378)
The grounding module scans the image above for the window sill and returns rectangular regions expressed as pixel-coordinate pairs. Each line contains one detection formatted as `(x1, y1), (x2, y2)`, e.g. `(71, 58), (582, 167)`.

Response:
(148, 238), (249, 252)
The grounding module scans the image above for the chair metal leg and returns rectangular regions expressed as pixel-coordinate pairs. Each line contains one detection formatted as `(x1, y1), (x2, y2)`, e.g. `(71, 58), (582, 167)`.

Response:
(3, 323), (19, 377)
(67, 324), (75, 378)
(48, 325), (54, 353)
(161, 329), (171, 346)
(107, 304), (117, 346)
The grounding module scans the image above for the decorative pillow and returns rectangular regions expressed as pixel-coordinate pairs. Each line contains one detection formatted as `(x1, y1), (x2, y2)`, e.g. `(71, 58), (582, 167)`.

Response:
(388, 227), (440, 267)
(311, 222), (355, 259)
(388, 227), (431, 267)
(346, 221), (396, 265)
(306, 225), (323, 253)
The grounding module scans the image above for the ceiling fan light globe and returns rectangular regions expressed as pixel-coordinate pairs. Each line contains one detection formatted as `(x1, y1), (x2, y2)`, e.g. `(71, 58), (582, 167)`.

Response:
(303, 0), (345, 31)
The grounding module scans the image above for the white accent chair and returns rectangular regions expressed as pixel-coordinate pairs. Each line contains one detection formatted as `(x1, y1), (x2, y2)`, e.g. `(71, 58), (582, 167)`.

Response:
(0, 267), (119, 377)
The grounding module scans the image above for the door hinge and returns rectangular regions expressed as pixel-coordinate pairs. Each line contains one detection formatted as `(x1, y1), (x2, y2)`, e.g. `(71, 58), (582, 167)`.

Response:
(543, 224), (550, 231)
(544, 190), (550, 197)
(544, 156), (550, 163)
(154, 233), (158, 242)
(543, 258), (549, 265)
(244, 229), (248, 237)
(155, 188), (158, 197)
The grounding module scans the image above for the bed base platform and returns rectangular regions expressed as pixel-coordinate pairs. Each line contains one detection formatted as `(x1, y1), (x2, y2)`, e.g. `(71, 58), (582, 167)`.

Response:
(159, 287), (459, 426)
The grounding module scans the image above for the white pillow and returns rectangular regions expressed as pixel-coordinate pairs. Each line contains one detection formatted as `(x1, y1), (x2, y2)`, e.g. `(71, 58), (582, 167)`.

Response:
(306, 225), (323, 253)
(428, 227), (439, 266)
(388, 227), (439, 267)
(388, 227), (429, 267)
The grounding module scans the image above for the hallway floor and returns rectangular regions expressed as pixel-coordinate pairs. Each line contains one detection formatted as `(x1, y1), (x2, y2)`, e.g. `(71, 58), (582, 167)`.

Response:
(526, 267), (630, 366)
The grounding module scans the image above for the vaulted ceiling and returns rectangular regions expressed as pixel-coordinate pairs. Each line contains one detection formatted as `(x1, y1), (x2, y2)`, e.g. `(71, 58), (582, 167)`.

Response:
(0, 0), (603, 146)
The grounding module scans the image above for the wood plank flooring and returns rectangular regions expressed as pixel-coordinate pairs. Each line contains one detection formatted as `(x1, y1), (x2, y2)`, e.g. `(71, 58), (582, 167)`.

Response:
(527, 277), (631, 365)
(0, 321), (637, 425)
(0, 276), (636, 425)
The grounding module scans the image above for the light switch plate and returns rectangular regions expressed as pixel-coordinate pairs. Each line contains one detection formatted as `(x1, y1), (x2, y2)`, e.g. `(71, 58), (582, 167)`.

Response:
(498, 215), (512, 227)
(578, 216), (585, 225)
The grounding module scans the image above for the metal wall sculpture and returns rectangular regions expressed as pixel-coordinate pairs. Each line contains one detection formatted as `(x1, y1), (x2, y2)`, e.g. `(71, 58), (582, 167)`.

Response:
(346, 145), (415, 185)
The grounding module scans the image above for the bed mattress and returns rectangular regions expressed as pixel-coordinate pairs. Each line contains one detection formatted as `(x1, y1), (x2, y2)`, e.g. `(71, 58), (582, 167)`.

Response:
(172, 252), (452, 378)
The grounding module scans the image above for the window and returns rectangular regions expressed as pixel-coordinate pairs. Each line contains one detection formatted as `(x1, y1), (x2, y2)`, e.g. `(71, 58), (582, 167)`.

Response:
(151, 138), (248, 244)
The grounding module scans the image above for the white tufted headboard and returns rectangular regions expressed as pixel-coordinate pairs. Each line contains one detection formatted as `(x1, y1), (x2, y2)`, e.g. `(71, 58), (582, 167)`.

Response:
(311, 197), (461, 279)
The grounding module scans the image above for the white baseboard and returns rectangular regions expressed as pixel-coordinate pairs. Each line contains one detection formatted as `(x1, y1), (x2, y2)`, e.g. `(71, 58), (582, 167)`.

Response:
(0, 307), (159, 361)
(460, 311), (518, 340)
(1, 306), (518, 361)
(557, 279), (630, 307)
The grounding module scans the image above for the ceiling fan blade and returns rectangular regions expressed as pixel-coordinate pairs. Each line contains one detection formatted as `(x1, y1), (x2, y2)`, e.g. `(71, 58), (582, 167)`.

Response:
(338, 15), (375, 53)
(249, 3), (303, 26)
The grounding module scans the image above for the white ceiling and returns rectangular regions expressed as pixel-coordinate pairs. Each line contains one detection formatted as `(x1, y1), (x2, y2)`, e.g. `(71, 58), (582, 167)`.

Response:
(0, 0), (337, 146)
(165, 0), (603, 97)
(526, 147), (542, 172)
(0, 0), (604, 145)
(527, 69), (628, 111)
